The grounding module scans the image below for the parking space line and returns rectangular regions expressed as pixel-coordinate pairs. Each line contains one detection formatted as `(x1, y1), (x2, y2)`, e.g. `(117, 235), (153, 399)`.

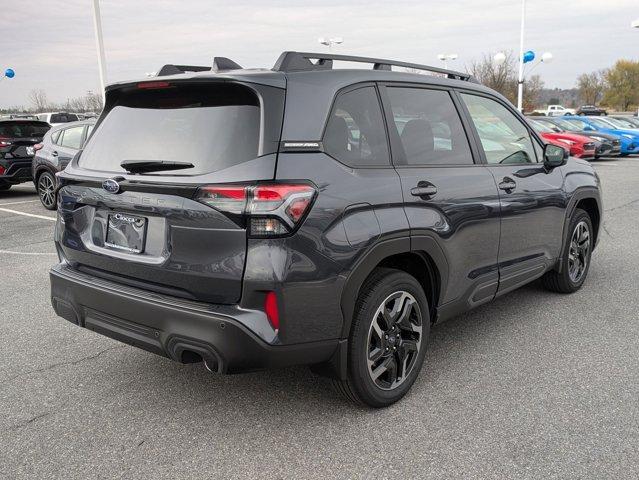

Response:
(0, 207), (56, 222)
(0, 200), (40, 206)
(0, 249), (56, 256)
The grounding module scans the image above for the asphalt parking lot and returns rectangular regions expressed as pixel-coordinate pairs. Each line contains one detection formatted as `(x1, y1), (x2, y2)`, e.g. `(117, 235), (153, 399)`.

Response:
(1, 158), (638, 479)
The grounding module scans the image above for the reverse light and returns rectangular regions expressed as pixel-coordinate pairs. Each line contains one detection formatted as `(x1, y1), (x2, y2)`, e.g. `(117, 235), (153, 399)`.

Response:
(196, 183), (316, 237)
(264, 291), (280, 331)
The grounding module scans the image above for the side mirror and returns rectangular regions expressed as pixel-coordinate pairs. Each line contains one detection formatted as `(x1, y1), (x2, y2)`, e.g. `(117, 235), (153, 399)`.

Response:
(544, 143), (568, 168)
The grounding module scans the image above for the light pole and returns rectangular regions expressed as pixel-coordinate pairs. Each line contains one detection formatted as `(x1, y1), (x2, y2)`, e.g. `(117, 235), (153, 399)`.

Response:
(437, 53), (458, 70)
(516, 0), (526, 111)
(318, 37), (343, 51)
(494, 50), (552, 111)
(92, 0), (107, 104)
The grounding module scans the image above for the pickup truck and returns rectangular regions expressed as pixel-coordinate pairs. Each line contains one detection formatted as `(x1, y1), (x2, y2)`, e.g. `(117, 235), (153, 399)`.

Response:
(533, 105), (576, 117)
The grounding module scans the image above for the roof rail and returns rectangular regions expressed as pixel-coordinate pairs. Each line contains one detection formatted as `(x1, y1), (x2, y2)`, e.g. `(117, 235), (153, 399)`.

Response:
(273, 51), (474, 81)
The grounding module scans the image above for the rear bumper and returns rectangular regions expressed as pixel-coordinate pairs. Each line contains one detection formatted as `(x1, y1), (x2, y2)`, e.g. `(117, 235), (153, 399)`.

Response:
(0, 159), (33, 185)
(50, 263), (338, 373)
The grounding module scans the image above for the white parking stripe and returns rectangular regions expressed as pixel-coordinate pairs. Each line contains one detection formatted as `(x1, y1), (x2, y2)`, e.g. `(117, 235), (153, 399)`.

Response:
(0, 200), (40, 206)
(0, 249), (56, 256)
(0, 207), (56, 222)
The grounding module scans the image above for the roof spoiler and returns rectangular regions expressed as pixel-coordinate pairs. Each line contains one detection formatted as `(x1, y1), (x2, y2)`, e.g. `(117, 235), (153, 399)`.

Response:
(157, 57), (243, 77)
(272, 51), (476, 81)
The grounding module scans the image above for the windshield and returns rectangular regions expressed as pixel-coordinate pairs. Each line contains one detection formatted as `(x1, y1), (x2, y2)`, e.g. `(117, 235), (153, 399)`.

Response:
(0, 121), (50, 138)
(587, 118), (612, 129)
(554, 118), (582, 130)
(607, 117), (636, 129)
(50, 113), (78, 123)
(529, 120), (554, 133)
(79, 83), (261, 175)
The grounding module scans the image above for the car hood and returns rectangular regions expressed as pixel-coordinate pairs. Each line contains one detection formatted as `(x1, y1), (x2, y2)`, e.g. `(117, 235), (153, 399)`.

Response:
(542, 132), (593, 144)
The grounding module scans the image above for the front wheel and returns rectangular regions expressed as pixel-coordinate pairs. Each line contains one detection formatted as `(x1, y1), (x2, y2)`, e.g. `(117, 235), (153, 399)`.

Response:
(37, 171), (57, 210)
(542, 208), (593, 293)
(333, 268), (430, 407)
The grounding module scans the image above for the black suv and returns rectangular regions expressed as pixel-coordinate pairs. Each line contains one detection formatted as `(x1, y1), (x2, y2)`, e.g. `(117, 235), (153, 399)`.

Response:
(0, 119), (50, 191)
(50, 52), (602, 407)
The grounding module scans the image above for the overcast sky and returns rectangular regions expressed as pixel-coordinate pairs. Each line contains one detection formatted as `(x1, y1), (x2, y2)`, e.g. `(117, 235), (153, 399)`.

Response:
(1, 0), (637, 108)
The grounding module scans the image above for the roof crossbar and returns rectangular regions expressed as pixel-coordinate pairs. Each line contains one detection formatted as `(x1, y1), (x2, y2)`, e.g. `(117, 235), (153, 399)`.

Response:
(272, 51), (473, 81)
(157, 57), (243, 77)
(157, 64), (211, 76)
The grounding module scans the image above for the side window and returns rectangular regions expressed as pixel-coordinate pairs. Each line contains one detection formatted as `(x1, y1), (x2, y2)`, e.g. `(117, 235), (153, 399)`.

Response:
(323, 86), (389, 167)
(386, 87), (473, 165)
(51, 130), (61, 144)
(59, 126), (84, 149)
(461, 93), (537, 164)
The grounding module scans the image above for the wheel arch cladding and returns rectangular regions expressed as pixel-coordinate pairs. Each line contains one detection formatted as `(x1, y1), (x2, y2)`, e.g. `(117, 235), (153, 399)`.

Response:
(575, 197), (600, 248)
(339, 238), (443, 339)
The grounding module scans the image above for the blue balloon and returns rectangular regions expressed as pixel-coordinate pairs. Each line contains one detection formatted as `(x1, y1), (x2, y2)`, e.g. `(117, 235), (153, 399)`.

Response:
(4, 68), (15, 78)
(522, 51), (535, 64)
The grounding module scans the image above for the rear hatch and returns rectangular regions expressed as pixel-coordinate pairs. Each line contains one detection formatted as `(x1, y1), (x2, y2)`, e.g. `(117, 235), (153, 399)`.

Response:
(56, 78), (285, 304)
(0, 121), (50, 177)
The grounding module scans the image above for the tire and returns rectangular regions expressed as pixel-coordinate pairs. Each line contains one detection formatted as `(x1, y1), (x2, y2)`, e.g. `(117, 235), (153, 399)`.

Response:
(542, 208), (593, 293)
(37, 171), (57, 210)
(0, 184), (10, 191)
(333, 268), (430, 407)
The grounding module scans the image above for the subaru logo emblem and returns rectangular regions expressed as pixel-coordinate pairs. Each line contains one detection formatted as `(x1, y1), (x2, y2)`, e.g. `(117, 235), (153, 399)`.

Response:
(102, 179), (120, 194)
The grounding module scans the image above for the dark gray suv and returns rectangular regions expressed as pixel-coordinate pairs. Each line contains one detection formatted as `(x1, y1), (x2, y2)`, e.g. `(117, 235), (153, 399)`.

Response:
(50, 52), (602, 407)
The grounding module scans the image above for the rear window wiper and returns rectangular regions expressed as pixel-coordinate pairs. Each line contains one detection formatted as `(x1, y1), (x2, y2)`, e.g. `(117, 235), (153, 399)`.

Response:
(120, 160), (195, 174)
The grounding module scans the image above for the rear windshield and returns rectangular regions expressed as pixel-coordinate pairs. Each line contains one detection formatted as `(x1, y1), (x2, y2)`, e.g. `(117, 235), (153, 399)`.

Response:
(79, 83), (261, 175)
(50, 113), (78, 123)
(0, 121), (50, 138)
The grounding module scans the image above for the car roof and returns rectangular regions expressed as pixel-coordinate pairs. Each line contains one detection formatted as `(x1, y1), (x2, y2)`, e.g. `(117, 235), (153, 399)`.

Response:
(49, 119), (96, 131)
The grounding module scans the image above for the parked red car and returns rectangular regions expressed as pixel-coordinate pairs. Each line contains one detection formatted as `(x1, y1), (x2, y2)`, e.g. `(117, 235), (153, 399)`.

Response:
(528, 119), (596, 159)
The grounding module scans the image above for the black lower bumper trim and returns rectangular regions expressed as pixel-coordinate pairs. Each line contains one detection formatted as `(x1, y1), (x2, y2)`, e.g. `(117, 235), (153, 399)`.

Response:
(50, 264), (338, 373)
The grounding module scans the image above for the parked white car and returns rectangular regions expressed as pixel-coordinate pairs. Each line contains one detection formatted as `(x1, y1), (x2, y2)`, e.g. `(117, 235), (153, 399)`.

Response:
(36, 112), (80, 126)
(533, 105), (576, 117)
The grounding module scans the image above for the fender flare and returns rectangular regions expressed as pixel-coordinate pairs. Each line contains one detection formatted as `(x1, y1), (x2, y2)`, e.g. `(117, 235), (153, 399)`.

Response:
(558, 186), (602, 272)
(338, 235), (449, 339)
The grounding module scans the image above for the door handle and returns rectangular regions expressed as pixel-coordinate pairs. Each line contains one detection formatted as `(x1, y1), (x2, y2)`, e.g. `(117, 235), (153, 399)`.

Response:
(411, 183), (437, 198)
(51, 151), (58, 157)
(498, 177), (516, 192)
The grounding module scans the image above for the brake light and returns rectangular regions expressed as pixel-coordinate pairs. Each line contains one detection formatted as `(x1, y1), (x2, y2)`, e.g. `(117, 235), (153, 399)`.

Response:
(0, 165), (5, 175)
(264, 291), (280, 331)
(33, 143), (43, 151)
(196, 183), (316, 236)
(137, 81), (171, 89)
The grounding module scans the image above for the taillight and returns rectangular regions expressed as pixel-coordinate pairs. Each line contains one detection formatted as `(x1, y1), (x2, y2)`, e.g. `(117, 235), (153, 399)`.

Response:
(264, 291), (280, 331)
(0, 165), (5, 175)
(196, 183), (316, 237)
(33, 143), (43, 151)
(0, 136), (11, 147)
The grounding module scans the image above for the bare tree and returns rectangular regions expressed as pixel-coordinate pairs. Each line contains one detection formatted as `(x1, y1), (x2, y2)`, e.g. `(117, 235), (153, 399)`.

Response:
(84, 91), (103, 112)
(576, 70), (606, 105)
(28, 89), (50, 112)
(523, 74), (545, 112)
(468, 51), (518, 104)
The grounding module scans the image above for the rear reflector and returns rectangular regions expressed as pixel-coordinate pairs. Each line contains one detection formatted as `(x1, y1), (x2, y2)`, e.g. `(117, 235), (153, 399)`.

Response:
(264, 291), (280, 330)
